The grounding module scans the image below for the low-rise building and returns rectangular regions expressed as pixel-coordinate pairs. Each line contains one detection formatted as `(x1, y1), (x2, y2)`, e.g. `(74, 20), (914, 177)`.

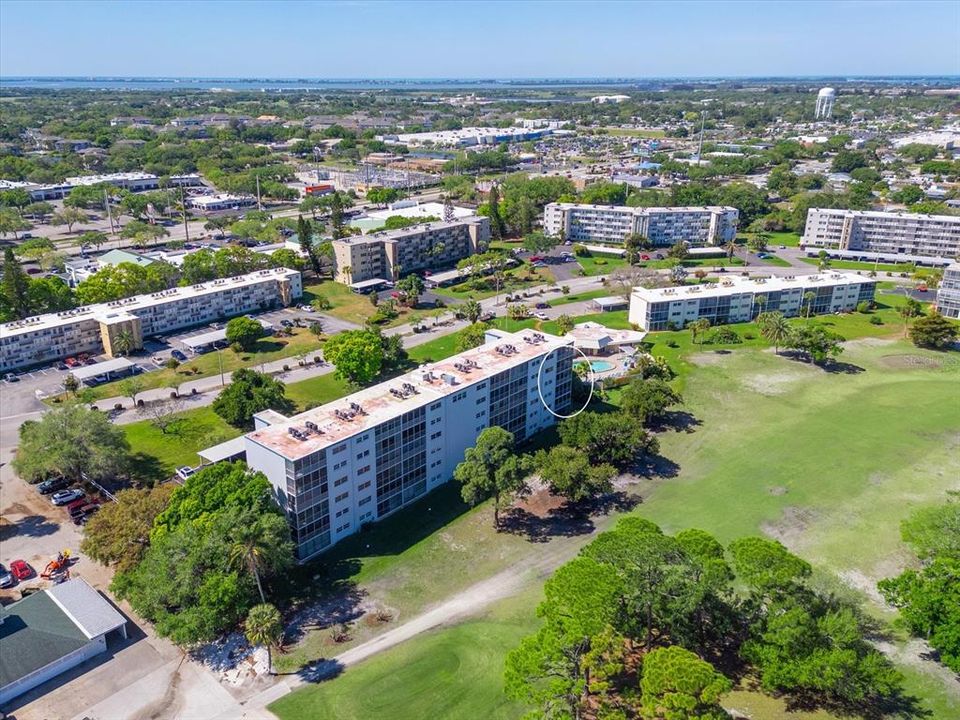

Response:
(332, 216), (489, 284)
(0, 268), (301, 371)
(186, 193), (257, 213)
(629, 272), (877, 331)
(936, 263), (960, 319)
(802, 208), (960, 259)
(0, 578), (127, 705)
(543, 203), (739, 246)
(242, 328), (574, 560)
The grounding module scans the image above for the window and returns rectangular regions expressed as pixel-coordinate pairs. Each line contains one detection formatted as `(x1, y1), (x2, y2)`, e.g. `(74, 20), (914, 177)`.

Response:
(429, 402), (441, 411)
(358, 479), (371, 491)
(476, 396), (486, 405)
(334, 476), (349, 487)
(332, 443), (347, 455)
(335, 492), (349, 503)
(431, 431), (442, 440)
(356, 449), (369, 460)
(358, 465), (370, 475)
(359, 496), (371, 507)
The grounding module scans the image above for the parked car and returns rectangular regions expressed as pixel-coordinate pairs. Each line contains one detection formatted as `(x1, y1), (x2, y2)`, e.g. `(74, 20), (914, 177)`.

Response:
(299, 305), (313, 312)
(153, 356), (166, 365)
(84, 357), (98, 365)
(56, 362), (69, 371)
(534, 312), (549, 320)
(279, 319), (294, 328)
(176, 466), (196, 481)
(171, 350), (188, 362)
(37, 477), (70, 495)
(10, 560), (32, 581)
(535, 302), (549, 309)
(479, 312), (495, 322)
(93, 374), (108, 384)
(0, 564), (14, 588)
(531, 261), (547, 268)
(51, 488), (85, 506)
(65, 496), (90, 513)
(72, 504), (101, 524)
(3, 373), (18, 383)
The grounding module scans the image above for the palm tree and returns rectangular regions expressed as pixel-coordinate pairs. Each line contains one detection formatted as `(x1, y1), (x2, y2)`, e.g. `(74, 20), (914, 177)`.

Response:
(723, 239), (737, 261)
(229, 520), (273, 603)
(244, 603), (283, 676)
(803, 291), (816, 320)
(113, 329), (135, 356)
(341, 265), (352, 284)
(689, 318), (711, 350)
(757, 311), (791, 355)
(463, 299), (482, 324)
(899, 298), (923, 338)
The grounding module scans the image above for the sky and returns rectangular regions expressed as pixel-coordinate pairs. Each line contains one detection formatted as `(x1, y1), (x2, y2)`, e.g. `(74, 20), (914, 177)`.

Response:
(1, 0), (958, 79)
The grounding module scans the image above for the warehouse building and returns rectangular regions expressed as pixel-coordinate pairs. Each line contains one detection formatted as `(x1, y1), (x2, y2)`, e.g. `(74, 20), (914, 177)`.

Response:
(802, 208), (960, 260)
(0, 268), (301, 371)
(332, 216), (490, 284)
(543, 204), (739, 246)
(629, 272), (877, 331)
(243, 328), (574, 560)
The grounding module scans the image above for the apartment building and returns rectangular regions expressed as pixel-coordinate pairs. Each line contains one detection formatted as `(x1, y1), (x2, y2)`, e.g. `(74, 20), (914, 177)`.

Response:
(0, 268), (301, 371)
(629, 272), (877, 331)
(803, 209), (960, 259)
(935, 263), (960, 319)
(244, 328), (574, 560)
(543, 204), (739, 246)
(332, 216), (490, 284)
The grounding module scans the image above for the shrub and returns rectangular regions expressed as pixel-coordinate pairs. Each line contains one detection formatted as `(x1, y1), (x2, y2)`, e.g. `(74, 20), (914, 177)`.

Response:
(561, 285), (570, 294)
(870, 315), (884, 325)
(857, 300), (873, 313)
(706, 326), (742, 345)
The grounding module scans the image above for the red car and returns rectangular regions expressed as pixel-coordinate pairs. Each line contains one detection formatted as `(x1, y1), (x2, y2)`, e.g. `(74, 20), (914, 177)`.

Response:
(64, 357), (79, 367)
(10, 559), (32, 581)
(65, 496), (89, 513)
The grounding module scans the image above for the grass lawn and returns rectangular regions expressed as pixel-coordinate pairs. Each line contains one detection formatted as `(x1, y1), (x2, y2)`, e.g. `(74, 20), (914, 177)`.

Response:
(284, 373), (353, 412)
(546, 288), (613, 307)
(271, 328), (960, 719)
(302, 280), (424, 328)
(597, 126), (666, 138)
(432, 265), (556, 302)
(576, 255), (627, 276)
(738, 230), (802, 248)
(86, 328), (325, 402)
(269, 587), (543, 720)
(797, 258), (938, 276)
(122, 406), (241, 481)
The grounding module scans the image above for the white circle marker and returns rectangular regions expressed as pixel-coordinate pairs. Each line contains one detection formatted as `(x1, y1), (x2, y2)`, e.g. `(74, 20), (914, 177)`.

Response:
(536, 346), (596, 419)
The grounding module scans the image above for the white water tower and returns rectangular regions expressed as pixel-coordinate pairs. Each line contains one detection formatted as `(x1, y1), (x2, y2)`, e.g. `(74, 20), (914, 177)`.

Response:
(815, 87), (836, 120)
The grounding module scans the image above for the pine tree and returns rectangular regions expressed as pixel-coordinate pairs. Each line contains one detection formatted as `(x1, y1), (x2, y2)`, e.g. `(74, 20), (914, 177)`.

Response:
(297, 215), (321, 276)
(2, 247), (31, 319)
(330, 192), (345, 239)
(488, 185), (505, 240)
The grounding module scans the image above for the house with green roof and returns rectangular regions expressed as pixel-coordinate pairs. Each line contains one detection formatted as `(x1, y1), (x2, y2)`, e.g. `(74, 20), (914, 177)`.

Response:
(0, 578), (127, 706)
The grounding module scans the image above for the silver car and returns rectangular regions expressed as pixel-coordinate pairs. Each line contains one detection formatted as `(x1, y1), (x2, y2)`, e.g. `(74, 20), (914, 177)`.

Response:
(0, 564), (13, 588)
(51, 488), (84, 506)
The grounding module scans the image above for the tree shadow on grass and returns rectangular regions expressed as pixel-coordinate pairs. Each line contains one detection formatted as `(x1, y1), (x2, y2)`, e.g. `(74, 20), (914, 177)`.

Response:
(632, 453), (681, 479)
(128, 452), (170, 486)
(295, 657), (345, 683)
(782, 688), (931, 720)
(780, 349), (866, 375)
(651, 410), (702, 434)
(499, 505), (595, 543)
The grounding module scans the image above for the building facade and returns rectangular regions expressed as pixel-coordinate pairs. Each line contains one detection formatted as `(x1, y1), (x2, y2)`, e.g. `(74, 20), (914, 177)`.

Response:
(332, 216), (490, 284)
(543, 204), (739, 246)
(936, 263), (960, 319)
(244, 328), (574, 560)
(629, 272), (878, 331)
(803, 209), (960, 259)
(0, 268), (301, 371)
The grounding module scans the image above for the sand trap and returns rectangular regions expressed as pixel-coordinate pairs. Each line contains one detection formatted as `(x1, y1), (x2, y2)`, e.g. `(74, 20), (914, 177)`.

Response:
(878, 354), (945, 370)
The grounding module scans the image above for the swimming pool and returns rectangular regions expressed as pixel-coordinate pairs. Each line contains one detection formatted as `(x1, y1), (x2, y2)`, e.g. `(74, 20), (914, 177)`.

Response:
(576, 359), (615, 373)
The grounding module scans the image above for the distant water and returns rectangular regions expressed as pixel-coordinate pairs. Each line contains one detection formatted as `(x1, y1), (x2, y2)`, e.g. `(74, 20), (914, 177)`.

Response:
(1, 76), (958, 92)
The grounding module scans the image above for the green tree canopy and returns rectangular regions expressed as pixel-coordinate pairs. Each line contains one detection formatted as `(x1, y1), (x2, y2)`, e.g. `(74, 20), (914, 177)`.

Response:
(639, 646), (732, 720)
(212, 368), (294, 428)
(535, 445), (615, 503)
(323, 329), (384, 384)
(225, 315), (265, 351)
(80, 485), (176, 572)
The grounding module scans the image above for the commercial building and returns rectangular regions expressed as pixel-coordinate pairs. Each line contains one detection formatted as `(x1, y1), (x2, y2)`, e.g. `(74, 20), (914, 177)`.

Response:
(0, 578), (127, 705)
(0, 172), (202, 201)
(186, 193), (257, 212)
(802, 208), (960, 260)
(243, 328), (574, 560)
(629, 272), (877, 331)
(543, 203), (739, 246)
(936, 263), (960, 319)
(379, 127), (552, 147)
(0, 268), (301, 371)
(332, 216), (490, 284)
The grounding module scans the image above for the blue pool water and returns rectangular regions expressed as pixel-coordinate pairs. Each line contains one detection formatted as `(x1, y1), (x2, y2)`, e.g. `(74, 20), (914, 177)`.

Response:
(577, 359), (615, 372)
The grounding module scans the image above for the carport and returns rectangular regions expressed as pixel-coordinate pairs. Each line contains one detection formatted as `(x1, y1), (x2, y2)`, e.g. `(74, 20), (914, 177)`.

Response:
(68, 358), (136, 386)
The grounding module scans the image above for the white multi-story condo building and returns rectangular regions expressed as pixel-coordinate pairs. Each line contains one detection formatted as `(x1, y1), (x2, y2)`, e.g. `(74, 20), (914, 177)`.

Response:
(0, 268), (301, 371)
(332, 216), (490, 284)
(803, 209), (960, 260)
(243, 328), (574, 560)
(935, 263), (960, 319)
(629, 272), (877, 331)
(543, 204), (739, 246)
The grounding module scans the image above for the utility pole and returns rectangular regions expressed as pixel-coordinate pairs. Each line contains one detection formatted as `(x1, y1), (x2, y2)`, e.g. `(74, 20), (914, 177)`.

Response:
(696, 110), (706, 166)
(179, 185), (191, 243)
(256, 174), (262, 212)
(103, 187), (116, 237)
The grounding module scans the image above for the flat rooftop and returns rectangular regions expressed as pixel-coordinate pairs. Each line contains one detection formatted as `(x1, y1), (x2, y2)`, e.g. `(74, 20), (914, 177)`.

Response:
(548, 203), (737, 214)
(335, 216), (484, 246)
(632, 271), (877, 302)
(0, 268), (299, 340)
(809, 208), (960, 223)
(246, 328), (571, 460)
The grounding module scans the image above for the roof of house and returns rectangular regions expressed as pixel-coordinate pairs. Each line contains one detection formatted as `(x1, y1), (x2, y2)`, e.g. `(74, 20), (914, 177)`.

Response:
(97, 249), (155, 268)
(0, 591), (90, 688)
(46, 578), (127, 640)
